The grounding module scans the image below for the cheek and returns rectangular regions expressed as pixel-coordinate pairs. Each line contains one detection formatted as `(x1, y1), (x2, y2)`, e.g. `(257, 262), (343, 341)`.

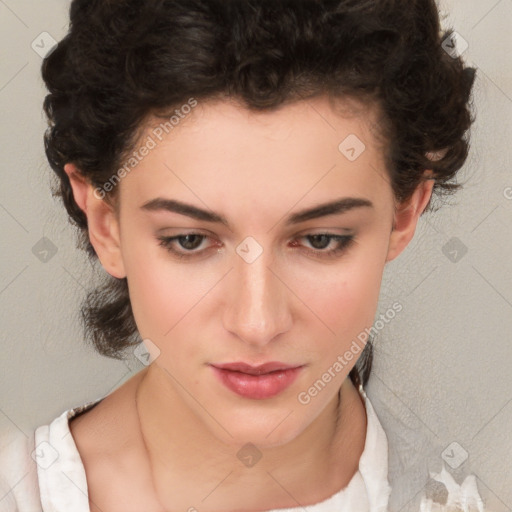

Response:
(298, 250), (385, 347)
(123, 240), (198, 341)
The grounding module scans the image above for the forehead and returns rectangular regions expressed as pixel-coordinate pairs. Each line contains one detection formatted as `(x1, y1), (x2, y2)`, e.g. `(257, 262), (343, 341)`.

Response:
(118, 96), (393, 219)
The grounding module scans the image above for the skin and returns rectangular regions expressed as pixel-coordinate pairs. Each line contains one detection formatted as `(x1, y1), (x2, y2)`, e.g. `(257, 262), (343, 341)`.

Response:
(65, 95), (434, 511)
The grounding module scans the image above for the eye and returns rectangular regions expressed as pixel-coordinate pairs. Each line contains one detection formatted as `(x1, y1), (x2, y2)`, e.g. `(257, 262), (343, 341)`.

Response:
(291, 233), (355, 259)
(157, 233), (215, 259)
(156, 232), (355, 260)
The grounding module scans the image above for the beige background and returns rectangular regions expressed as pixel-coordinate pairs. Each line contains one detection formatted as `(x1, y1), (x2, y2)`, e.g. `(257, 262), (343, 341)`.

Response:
(0, 0), (510, 510)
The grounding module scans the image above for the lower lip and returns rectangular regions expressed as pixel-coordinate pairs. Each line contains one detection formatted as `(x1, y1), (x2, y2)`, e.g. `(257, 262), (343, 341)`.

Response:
(211, 366), (303, 400)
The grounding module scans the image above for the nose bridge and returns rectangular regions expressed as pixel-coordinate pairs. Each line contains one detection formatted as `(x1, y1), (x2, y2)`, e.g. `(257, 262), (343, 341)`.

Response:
(223, 239), (291, 345)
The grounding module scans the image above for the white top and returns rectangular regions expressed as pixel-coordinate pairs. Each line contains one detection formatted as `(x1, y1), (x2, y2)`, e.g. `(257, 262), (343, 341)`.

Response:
(0, 387), (391, 512)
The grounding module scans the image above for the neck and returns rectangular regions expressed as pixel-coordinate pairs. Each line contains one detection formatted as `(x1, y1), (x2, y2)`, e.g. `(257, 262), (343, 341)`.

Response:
(135, 365), (366, 512)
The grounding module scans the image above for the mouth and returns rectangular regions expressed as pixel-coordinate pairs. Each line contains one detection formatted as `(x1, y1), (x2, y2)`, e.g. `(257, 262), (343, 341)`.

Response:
(210, 361), (304, 400)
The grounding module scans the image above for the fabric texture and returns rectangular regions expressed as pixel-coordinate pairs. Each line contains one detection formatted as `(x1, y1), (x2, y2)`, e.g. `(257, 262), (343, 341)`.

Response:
(0, 387), (391, 512)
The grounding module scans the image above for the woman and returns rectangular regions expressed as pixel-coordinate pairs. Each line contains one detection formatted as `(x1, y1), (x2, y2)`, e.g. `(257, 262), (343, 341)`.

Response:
(0, 0), (477, 510)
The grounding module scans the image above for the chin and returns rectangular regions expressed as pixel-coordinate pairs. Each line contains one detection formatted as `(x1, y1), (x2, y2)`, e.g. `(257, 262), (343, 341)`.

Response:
(205, 407), (311, 449)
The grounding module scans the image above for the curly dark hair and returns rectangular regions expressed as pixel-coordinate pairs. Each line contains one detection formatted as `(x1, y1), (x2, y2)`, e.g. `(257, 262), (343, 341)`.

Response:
(41, 0), (475, 390)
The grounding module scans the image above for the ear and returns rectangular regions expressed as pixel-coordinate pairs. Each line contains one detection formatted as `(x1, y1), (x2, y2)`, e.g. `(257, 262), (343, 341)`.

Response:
(64, 163), (126, 279)
(385, 171), (435, 263)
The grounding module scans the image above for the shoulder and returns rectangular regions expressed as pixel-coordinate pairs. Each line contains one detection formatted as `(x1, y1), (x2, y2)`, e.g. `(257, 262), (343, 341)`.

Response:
(0, 392), (117, 512)
(356, 389), (393, 509)
(68, 369), (156, 510)
(69, 369), (146, 460)
(0, 428), (41, 512)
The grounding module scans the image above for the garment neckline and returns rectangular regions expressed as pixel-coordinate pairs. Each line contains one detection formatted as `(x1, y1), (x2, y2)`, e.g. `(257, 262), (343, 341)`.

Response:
(36, 386), (391, 512)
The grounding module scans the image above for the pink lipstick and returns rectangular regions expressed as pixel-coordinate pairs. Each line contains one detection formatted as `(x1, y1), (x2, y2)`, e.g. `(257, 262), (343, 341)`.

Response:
(210, 362), (303, 400)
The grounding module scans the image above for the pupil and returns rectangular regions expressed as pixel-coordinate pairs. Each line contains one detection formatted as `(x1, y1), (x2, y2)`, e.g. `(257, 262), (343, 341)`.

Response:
(180, 235), (202, 250)
(309, 234), (330, 249)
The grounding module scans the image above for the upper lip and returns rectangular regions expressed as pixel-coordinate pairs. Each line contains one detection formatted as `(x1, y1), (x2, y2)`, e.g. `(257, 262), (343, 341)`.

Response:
(211, 362), (302, 375)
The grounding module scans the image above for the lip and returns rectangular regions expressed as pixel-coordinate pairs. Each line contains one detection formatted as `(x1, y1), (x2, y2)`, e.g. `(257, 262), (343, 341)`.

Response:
(210, 362), (304, 400)
(212, 361), (300, 375)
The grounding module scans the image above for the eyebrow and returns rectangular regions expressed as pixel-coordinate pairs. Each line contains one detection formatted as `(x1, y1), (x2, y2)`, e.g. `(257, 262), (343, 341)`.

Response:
(140, 196), (374, 227)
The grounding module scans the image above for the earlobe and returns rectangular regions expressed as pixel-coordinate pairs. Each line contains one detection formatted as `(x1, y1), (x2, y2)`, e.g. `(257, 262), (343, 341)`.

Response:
(385, 174), (435, 263)
(64, 163), (126, 279)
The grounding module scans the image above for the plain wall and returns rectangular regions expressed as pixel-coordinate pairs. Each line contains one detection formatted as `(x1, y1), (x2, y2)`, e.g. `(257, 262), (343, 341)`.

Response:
(0, 0), (511, 510)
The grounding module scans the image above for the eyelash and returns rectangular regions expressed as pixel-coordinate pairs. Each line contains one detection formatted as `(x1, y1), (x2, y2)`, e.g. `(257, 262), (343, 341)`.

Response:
(156, 232), (355, 260)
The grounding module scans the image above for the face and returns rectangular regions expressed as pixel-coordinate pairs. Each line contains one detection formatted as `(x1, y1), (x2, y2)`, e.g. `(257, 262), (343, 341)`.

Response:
(72, 95), (429, 448)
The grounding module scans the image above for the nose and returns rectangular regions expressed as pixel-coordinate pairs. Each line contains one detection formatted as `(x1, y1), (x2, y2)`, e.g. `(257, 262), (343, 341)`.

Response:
(222, 243), (293, 348)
